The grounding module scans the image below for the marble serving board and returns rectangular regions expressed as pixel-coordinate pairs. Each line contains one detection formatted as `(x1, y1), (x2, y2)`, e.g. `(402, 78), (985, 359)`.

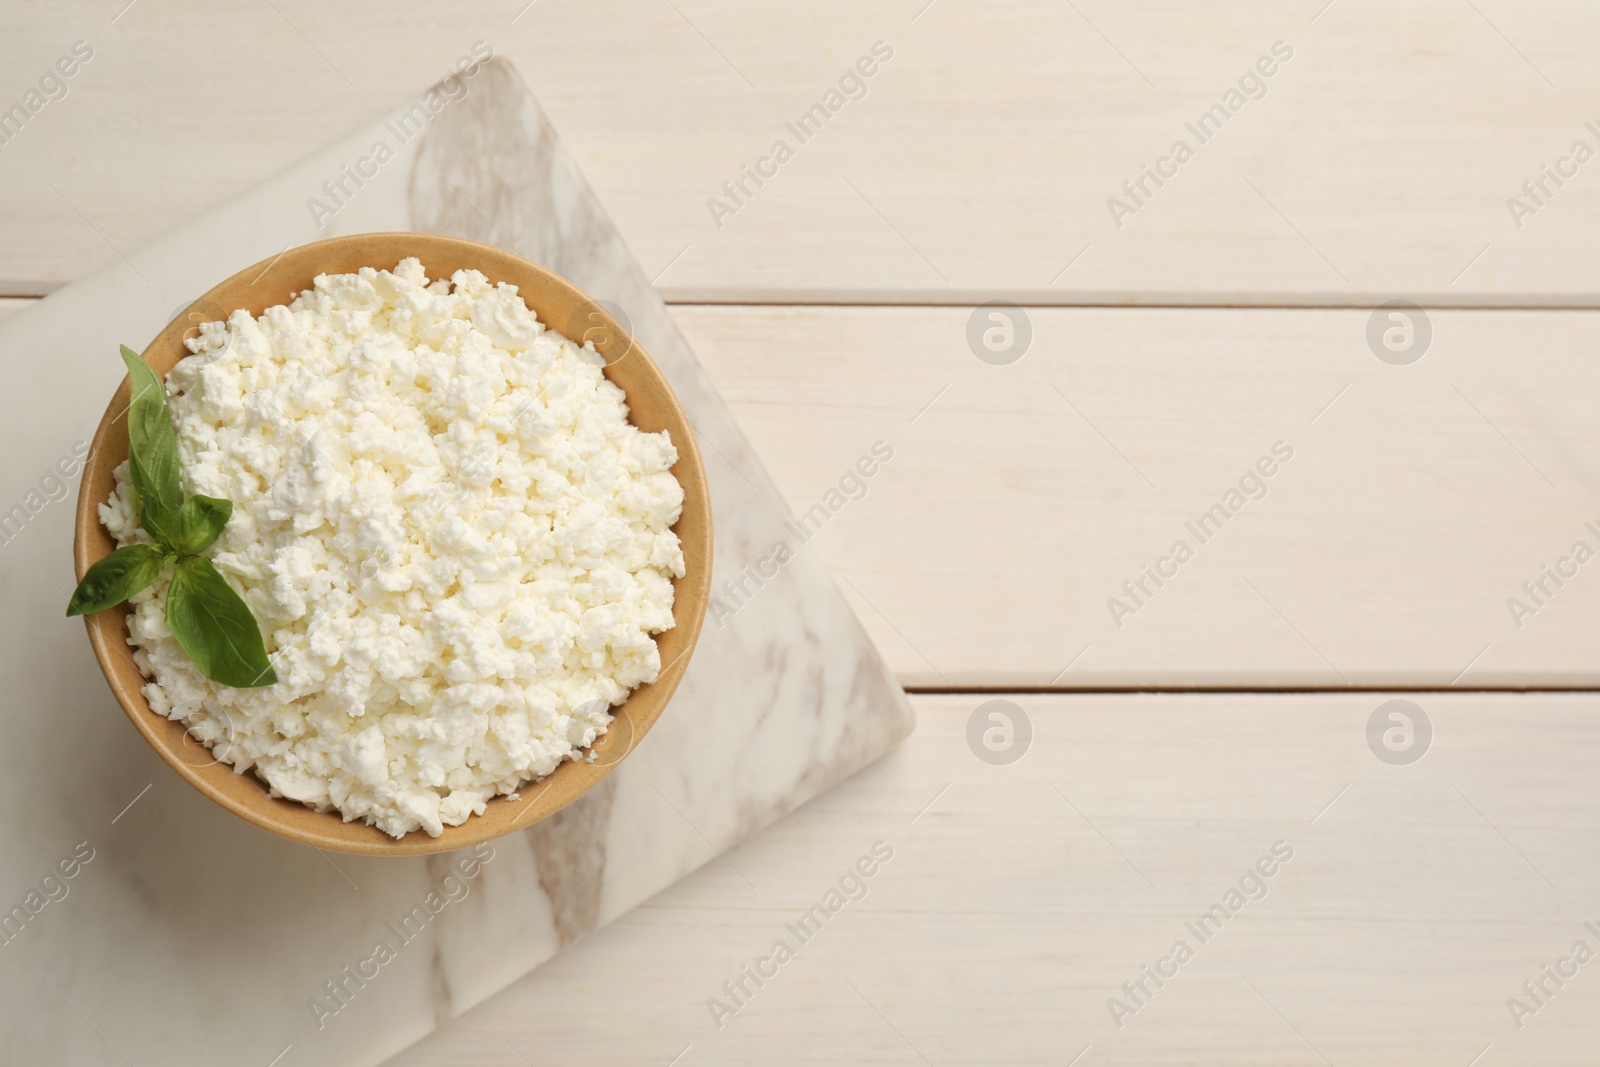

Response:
(0, 59), (913, 1067)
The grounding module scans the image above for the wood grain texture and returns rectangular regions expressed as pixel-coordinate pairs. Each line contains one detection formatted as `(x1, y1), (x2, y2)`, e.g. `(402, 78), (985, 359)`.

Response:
(676, 303), (1600, 688)
(3, 1), (1599, 303)
(386, 691), (1600, 1067)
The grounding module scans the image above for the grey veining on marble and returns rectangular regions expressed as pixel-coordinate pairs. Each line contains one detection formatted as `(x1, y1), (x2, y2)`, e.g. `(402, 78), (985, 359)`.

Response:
(525, 777), (615, 947)
(0, 59), (912, 1067)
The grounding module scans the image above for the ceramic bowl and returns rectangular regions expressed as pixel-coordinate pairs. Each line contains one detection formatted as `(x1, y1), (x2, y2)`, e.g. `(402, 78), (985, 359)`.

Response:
(72, 233), (712, 856)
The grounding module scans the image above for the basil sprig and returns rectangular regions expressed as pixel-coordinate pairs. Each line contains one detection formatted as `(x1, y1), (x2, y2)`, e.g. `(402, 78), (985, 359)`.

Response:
(68, 346), (277, 689)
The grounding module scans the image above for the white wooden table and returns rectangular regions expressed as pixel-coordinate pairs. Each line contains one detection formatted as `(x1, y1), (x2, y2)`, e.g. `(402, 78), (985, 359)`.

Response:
(5, 2), (1599, 1063)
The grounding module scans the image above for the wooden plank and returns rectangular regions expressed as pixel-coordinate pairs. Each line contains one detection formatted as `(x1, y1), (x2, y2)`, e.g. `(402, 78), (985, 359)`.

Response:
(675, 304), (1600, 687)
(9, 294), (1592, 687)
(3, 1), (1599, 302)
(385, 692), (1600, 1067)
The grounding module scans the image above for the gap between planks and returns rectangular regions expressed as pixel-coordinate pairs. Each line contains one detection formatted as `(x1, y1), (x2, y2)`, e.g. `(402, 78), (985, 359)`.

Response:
(660, 294), (1600, 310)
(904, 685), (1600, 695)
(9, 293), (1600, 312)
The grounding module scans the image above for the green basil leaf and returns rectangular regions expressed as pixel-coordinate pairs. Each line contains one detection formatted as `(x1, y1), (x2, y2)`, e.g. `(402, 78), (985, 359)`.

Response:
(66, 543), (171, 616)
(119, 345), (183, 538)
(165, 556), (277, 688)
(144, 493), (233, 557)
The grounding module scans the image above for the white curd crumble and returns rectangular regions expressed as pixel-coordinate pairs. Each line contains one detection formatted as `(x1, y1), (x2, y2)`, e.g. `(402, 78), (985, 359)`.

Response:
(99, 259), (684, 837)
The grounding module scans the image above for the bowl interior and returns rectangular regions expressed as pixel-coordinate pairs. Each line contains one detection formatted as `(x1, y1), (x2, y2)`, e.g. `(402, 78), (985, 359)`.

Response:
(73, 233), (711, 856)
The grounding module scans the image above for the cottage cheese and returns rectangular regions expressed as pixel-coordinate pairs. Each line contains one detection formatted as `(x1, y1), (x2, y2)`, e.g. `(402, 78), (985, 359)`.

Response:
(99, 259), (685, 838)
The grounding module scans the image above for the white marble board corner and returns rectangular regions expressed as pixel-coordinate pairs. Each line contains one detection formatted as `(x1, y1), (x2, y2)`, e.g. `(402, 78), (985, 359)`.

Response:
(0, 59), (913, 1067)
